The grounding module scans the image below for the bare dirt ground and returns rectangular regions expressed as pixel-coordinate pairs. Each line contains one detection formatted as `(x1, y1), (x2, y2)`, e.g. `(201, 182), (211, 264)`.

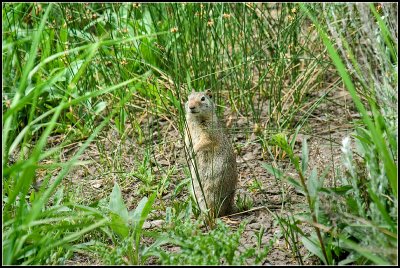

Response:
(59, 82), (357, 265)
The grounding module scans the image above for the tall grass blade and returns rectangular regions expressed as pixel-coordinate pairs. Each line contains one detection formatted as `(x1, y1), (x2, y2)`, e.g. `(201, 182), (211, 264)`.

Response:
(299, 3), (397, 198)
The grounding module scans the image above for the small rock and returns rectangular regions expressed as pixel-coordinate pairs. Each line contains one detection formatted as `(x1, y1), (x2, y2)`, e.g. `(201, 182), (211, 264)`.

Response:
(248, 222), (261, 229)
(250, 133), (258, 141)
(235, 134), (246, 141)
(244, 243), (255, 249)
(91, 180), (103, 189)
(143, 219), (164, 229)
(237, 118), (247, 126)
(248, 216), (257, 224)
(242, 151), (254, 161)
(157, 159), (169, 166)
(262, 236), (271, 245)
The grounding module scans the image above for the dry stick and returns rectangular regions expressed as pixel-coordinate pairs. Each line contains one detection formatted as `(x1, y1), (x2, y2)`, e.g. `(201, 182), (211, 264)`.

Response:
(223, 204), (282, 218)
(223, 206), (267, 217)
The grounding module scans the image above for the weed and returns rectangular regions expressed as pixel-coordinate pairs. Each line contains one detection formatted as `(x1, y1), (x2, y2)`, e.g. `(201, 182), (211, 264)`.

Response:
(153, 217), (271, 265)
(236, 192), (255, 212)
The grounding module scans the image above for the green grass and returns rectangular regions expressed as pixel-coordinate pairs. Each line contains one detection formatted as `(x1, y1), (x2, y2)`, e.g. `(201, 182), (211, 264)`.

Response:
(2, 2), (397, 265)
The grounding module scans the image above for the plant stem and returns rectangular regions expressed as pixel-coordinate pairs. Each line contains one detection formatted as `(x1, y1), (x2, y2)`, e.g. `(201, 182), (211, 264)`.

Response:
(297, 168), (329, 264)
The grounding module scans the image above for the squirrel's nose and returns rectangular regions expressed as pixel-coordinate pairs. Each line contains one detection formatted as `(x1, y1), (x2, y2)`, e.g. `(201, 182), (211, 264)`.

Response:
(189, 106), (196, 110)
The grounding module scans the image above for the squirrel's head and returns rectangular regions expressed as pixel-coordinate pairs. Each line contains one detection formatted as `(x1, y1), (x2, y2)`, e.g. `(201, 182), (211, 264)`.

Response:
(185, 89), (214, 119)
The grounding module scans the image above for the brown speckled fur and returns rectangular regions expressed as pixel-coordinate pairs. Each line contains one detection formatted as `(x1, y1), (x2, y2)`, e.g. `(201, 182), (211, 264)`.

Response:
(184, 90), (238, 217)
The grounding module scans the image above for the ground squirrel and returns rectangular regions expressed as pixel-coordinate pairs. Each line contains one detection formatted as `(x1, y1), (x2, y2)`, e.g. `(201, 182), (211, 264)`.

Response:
(184, 90), (238, 217)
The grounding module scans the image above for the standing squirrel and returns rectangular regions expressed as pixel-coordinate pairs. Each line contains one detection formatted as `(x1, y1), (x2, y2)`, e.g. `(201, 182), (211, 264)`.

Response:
(184, 90), (238, 217)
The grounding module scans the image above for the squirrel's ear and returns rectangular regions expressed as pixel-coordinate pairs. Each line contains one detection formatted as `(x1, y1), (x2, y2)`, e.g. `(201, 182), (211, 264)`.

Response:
(205, 89), (212, 98)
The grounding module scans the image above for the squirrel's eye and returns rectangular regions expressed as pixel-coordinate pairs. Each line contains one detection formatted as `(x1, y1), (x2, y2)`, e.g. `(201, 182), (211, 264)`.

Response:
(201, 96), (206, 101)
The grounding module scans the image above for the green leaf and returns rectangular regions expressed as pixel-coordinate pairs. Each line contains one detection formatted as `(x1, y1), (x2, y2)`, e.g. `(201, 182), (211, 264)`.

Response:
(289, 125), (301, 150)
(115, 117), (121, 133)
(29, 191), (36, 203)
(367, 186), (395, 232)
(301, 236), (326, 265)
(369, 4), (397, 65)
(261, 163), (284, 180)
(66, 112), (77, 124)
(307, 168), (318, 203)
(319, 185), (352, 195)
(129, 196), (148, 226)
(53, 186), (64, 206)
(109, 212), (129, 238)
(130, 193), (156, 230)
(94, 101), (107, 115)
(339, 236), (390, 264)
(165, 207), (172, 225)
(109, 182), (129, 223)
(345, 197), (358, 212)
(173, 177), (191, 198)
(286, 177), (305, 196)
(129, 192), (156, 264)
(60, 21), (68, 44)
(271, 133), (288, 149)
(301, 138), (309, 174)
(141, 235), (170, 258)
